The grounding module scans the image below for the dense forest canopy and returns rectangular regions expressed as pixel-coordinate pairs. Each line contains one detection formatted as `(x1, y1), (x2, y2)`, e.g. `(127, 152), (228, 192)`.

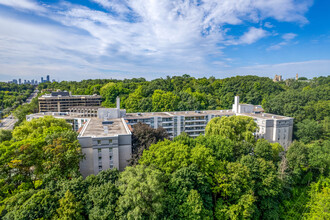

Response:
(39, 75), (285, 111)
(0, 83), (34, 116)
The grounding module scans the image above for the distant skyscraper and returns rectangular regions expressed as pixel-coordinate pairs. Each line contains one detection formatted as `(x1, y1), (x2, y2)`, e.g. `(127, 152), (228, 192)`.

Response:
(18, 78), (21, 84)
(41, 77), (44, 83)
(13, 79), (18, 84)
(46, 75), (50, 82)
(32, 79), (35, 85)
(24, 80), (27, 84)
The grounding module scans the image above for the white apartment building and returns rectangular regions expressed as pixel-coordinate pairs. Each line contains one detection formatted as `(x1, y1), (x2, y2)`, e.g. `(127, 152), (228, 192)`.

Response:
(27, 96), (293, 177)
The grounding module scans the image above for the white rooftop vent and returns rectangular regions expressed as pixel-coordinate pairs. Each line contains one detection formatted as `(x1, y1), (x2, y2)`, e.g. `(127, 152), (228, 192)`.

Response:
(272, 116), (276, 119)
(262, 114), (265, 117)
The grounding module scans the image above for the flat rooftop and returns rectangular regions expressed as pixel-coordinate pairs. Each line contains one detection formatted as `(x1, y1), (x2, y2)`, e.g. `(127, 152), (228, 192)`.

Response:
(39, 94), (101, 98)
(125, 112), (172, 118)
(79, 118), (129, 137)
(125, 109), (235, 118)
(27, 112), (87, 120)
(239, 112), (293, 120)
(169, 110), (235, 116)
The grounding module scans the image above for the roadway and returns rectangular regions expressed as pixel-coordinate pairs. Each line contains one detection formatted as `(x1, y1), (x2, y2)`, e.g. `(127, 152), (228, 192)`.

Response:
(0, 89), (38, 130)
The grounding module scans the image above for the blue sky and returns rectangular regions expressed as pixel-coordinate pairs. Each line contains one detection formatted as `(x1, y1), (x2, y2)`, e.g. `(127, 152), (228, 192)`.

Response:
(0, 0), (329, 81)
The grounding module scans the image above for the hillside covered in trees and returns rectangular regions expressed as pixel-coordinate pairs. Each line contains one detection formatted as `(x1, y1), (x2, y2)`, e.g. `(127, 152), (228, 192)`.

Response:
(0, 83), (34, 117)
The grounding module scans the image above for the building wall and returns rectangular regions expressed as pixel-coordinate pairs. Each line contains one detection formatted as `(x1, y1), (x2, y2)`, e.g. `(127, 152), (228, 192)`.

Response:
(79, 137), (94, 178)
(78, 134), (132, 177)
(127, 113), (293, 149)
(39, 95), (102, 112)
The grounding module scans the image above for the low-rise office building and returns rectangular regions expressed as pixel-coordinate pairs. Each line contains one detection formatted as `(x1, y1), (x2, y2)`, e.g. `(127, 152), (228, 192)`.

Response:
(38, 91), (102, 112)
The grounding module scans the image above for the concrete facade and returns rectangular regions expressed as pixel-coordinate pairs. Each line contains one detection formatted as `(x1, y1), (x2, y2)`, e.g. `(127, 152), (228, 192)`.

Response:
(125, 96), (293, 149)
(78, 118), (132, 177)
(38, 92), (102, 112)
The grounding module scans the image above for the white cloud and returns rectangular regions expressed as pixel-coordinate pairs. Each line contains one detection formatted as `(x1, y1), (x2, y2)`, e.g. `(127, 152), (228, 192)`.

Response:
(264, 22), (274, 28)
(0, 0), (44, 11)
(239, 27), (269, 44)
(224, 27), (269, 45)
(268, 32), (297, 50)
(282, 33), (297, 41)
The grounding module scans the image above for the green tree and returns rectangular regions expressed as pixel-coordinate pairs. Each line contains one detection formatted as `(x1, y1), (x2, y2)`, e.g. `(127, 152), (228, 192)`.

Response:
(100, 82), (129, 107)
(1, 189), (58, 220)
(87, 182), (119, 220)
(190, 144), (217, 176)
(254, 139), (274, 161)
(286, 141), (311, 185)
(296, 119), (324, 144)
(205, 115), (258, 143)
(56, 190), (84, 220)
(0, 130), (12, 143)
(213, 161), (256, 220)
(139, 139), (191, 174)
(195, 135), (235, 161)
(240, 155), (282, 218)
(0, 117), (82, 197)
(166, 165), (213, 219)
(42, 133), (84, 181)
(305, 178), (330, 220)
(179, 189), (212, 219)
(152, 89), (179, 112)
(308, 140), (330, 176)
(117, 165), (166, 219)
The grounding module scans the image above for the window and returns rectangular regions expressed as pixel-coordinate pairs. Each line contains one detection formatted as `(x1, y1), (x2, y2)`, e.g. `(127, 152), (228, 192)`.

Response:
(98, 165), (102, 170)
(109, 139), (112, 144)
(109, 155), (112, 160)
(97, 140), (101, 145)
(98, 149), (101, 153)
(110, 164), (114, 169)
(98, 156), (102, 160)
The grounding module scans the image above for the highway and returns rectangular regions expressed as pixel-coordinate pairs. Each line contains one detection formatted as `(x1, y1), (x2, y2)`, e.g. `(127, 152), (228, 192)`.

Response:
(0, 89), (38, 130)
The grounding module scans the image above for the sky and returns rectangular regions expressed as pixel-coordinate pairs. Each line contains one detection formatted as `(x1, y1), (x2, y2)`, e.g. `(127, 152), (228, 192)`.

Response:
(0, 0), (329, 81)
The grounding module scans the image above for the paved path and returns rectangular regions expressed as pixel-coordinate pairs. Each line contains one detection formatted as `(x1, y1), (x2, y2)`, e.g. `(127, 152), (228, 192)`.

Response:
(0, 114), (17, 130)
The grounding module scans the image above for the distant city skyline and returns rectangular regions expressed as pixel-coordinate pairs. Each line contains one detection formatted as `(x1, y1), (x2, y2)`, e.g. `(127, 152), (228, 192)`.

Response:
(0, 0), (329, 81)
(8, 74), (54, 84)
